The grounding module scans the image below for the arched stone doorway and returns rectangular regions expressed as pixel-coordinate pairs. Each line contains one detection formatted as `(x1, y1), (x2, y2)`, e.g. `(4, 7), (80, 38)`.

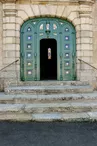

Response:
(20, 17), (76, 81)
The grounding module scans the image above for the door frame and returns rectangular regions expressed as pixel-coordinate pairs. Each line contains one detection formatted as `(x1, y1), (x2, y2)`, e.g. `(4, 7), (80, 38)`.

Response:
(20, 17), (76, 81)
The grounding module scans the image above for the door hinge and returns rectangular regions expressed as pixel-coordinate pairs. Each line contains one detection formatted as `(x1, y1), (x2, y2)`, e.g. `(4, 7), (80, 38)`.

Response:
(21, 52), (24, 57)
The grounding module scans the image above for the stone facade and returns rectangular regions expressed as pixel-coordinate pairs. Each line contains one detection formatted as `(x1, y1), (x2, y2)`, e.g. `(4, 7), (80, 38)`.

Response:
(0, 0), (97, 90)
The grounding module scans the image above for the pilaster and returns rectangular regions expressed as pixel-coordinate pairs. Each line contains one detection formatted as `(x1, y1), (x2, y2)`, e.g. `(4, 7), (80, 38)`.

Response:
(77, 4), (94, 81)
(3, 3), (19, 80)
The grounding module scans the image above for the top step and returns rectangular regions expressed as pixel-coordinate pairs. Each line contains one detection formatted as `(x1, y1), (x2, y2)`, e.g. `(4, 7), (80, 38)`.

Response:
(5, 85), (93, 95)
(10, 81), (89, 86)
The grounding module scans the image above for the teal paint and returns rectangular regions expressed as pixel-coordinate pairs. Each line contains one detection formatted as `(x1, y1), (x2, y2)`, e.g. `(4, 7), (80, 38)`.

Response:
(20, 18), (76, 81)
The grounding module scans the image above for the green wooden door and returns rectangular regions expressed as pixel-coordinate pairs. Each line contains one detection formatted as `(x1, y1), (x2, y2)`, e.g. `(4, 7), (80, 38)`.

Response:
(20, 18), (76, 81)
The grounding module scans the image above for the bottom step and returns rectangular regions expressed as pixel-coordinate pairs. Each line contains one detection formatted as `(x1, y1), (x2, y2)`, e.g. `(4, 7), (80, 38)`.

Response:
(32, 112), (97, 122)
(1, 112), (97, 122)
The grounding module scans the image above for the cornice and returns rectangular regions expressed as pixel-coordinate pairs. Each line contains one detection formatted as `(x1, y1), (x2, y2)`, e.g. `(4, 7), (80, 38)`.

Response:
(0, 0), (16, 3)
(0, 0), (95, 5)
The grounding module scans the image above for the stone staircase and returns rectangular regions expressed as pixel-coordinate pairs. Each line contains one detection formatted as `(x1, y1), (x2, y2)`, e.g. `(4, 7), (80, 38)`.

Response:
(0, 81), (97, 121)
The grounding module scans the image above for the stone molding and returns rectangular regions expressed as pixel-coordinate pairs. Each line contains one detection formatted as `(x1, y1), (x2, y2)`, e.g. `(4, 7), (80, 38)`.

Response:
(0, 0), (16, 3)
(4, 9), (17, 16)
(0, 0), (95, 5)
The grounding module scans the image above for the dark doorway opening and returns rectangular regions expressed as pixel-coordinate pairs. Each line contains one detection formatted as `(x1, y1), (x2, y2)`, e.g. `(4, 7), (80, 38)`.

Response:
(40, 39), (57, 80)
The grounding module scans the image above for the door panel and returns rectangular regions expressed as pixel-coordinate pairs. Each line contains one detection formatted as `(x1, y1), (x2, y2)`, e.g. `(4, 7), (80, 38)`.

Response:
(63, 25), (76, 80)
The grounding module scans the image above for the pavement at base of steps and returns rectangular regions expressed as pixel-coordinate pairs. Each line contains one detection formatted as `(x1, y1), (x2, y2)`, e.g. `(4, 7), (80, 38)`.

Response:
(0, 121), (97, 146)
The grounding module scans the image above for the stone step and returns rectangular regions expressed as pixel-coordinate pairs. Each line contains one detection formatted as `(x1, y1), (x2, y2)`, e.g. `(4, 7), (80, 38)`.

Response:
(5, 85), (93, 95)
(0, 111), (97, 122)
(31, 112), (97, 122)
(0, 92), (97, 104)
(0, 100), (97, 114)
(10, 81), (90, 86)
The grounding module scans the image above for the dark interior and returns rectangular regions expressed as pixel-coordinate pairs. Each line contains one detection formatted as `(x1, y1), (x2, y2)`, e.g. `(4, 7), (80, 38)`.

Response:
(40, 39), (57, 80)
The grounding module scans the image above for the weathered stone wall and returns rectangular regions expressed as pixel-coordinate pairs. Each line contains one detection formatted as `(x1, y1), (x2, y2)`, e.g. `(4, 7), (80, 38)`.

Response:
(0, 0), (96, 88)
(0, 2), (3, 91)
(93, 1), (97, 68)
(0, 2), (3, 70)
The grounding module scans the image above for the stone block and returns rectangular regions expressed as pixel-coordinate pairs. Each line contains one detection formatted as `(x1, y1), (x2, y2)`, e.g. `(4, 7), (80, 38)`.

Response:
(76, 38), (81, 44)
(3, 30), (15, 37)
(16, 24), (20, 31)
(81, 24), (92, 31)
(56, 6), (65, 17)
(3, 50), (19, 58)
(3, 58), (16, 65)
(3, 17), (9, 23)
(3, 23), (15, 30)
(3, 4), (16, 9)
(0, 71), (17, 78)
(3, 37), (19, 44)
(76, 25), (81, 31)
(31, 5), (40, 16)
(17, 10), (28, 21)
(81, 38), (93, 44)
(76, 31), (80, 38)
(16, 31), (20, 37)
(39, 5), (49, 15)
(0, 79), (4, 91)
(46, 5), (57, 16)
(76, 44), (81, 51)
(3, 17), (15, 23)
(0, 104), (24, 112)
(81, 31), (93, 37)
(81, 44), (92, 50)
(3, 44), (19, 51)
(83, 51), (93, 57)
(77, 50), (84, 57)
(18, 4), (34, 18)
(3, 50), (15, 58)
(80, 57), (93, 63)
(81, 17), (92, 24)
(62, 6), (78, 19)
(4, 37), (16, 44)
(16, 17), (24, 25)
(16, 37), (20, 44)
(73, 18), (80, 26)
(32, 113), (62, 121)
(68, 12), (79, 21)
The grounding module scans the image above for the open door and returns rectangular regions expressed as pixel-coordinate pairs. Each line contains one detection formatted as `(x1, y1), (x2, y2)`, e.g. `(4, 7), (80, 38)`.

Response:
(40, 39), (57, 80)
